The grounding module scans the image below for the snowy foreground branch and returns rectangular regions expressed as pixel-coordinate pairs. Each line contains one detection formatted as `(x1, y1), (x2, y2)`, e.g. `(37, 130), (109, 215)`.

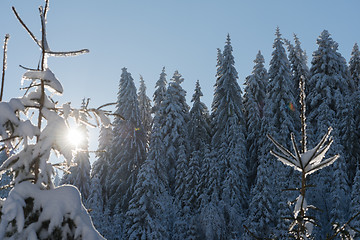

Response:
(268, 128), (338, 240)
(0, 1), (109, 239)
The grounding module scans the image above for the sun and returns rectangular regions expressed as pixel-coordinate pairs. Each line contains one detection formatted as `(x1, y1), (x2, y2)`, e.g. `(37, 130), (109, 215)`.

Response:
(67, 128), (84, 148)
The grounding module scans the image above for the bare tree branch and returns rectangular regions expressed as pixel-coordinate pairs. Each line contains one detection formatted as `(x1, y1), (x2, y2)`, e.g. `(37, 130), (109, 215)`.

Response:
(12, 7), (41, 48)
(1, 34), (10, 102)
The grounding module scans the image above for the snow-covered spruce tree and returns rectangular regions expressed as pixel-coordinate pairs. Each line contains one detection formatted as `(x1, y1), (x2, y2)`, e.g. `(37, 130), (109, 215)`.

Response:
(61, 99), (91, 201)
(92, 124), (113, 206)
(158, 70), (189, 194)
(262, 27), (299, 238)
(138, 75), (152, 147)
(243, 50), (268, 188)
(152, 67), (167, 114)
(107, 67), (146, 214)
(86, 175), (106, 237)
(125, 157), (168, 239)
(0, 1), (108, 239)
(349, 43), (360, 90)
(199, 147), (225, 240)
(285, 34), (309, 110)
(350, 165), (360, 239)
(346, 43), (360, 183)
(187, 80), (211, 211)
(307, 30), (351, 236)
(156, 70), (190, 238)
(210, 34), (247, 238)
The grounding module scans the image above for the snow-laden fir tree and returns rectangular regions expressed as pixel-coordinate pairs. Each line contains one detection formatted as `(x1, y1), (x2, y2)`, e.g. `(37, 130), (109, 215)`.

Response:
(259, 27), (299, 238)
(86, 175), (106, 236)
(0, 1), (106, 238)
(158, 70), (189, 194)
(125, 156), (168, 240)
(138, 75), (152, 146)
(307, 30), (351, 237)
(199, 147), (225, 240)
(107, 67), (146, 214)
(346, 43), (360, 182)
(350, 165), (360, 239)
(61, 99), (91, 201)
(210, 34), (247, 238)
(156, 70), (190, 238)
(186, 80), (211, 211)
(243, 50), (268, 188)
(349, 43), (360, 89)
(92, 124), (112, 207)
(285, 34), (309, 110)
(152, 67), (167, 114)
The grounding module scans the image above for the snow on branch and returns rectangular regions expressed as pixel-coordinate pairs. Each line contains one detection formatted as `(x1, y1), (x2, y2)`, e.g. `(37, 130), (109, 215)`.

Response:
(268, 127), (338, 177)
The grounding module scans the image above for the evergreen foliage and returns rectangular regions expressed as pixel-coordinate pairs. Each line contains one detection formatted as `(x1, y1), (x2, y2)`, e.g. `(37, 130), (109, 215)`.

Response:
(125, 159), (168, 240)
(107, 67), (147, 213)
(243, 51), (268, 187)
(158, 70), (190, 194)
(138, 75), (153, 146)
(210, 35), (247, 238)
(152, 67), (167, 114)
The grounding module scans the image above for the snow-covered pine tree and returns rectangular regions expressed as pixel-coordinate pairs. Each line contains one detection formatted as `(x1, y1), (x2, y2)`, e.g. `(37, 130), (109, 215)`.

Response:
(0, 1), (107, 238)
(125, 156), (168, 240)
(243, 50), (268, 188)
(210, 34), (247, 238)
(350, 165), (360, 239)
(86, 175), (105, 236)
(61, 99), (91, 201)
(307, 30), (351, 236)
(152, 67), (167, 114)
(346, 43), (360, 183)
(187, 80), (211, 211)
(92, 124), (113, 206)
(285, 34), (309, 110)
(199, 147), (225, 240)
(157, 70), (190, 238)
(197, 50), (224, 239)
(107, 67), (146, 214)
(349, 43), (360, 90)
(158, 70), (189, 194)
(261, 27), (299, 238)
(138, 75), (152, 147)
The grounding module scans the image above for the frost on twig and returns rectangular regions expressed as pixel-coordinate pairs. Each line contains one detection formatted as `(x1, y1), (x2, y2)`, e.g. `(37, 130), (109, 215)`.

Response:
(268, 127), (339, 177)
(1, 34), (10, 102)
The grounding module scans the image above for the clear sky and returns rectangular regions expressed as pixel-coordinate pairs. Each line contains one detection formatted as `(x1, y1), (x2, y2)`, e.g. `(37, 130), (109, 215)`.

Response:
(1, 0), (360, 157)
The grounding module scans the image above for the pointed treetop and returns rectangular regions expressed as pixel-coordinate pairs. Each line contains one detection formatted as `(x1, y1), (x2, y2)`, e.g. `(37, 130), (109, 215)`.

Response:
(122, 67), (127, 73)
(226, 34), (231, 45)
(275, 26), (281, 39)
(353, 42), (359, 52)
(191, 80), (203, 103)
(162, 66), (166, 73)
(172, 70), (184, 84)
(255, 50), (265, 64)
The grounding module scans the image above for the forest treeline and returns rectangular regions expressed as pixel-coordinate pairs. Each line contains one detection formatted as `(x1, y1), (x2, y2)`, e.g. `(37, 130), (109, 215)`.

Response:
(2, 27), (360, 239)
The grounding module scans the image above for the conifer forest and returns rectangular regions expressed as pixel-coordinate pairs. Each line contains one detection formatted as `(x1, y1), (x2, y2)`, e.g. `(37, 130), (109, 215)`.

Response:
(2, 1), (360, 240)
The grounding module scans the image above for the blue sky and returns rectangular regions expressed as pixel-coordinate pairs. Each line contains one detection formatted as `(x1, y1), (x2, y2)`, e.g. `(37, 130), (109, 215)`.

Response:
(1, 0), (360, 156)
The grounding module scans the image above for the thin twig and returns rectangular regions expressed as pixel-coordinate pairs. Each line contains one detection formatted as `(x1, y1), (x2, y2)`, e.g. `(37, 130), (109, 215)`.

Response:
(1, 34), (10, 102)
(12, 7), (41, 48)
